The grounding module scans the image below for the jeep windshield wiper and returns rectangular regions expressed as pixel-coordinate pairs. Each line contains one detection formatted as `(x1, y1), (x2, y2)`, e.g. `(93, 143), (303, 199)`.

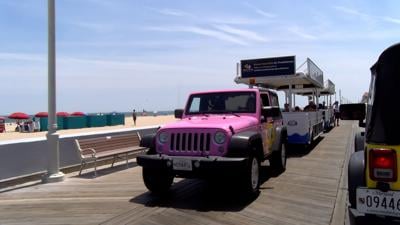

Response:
(197, 112), (209, 117)
(226, 111), (240, 117)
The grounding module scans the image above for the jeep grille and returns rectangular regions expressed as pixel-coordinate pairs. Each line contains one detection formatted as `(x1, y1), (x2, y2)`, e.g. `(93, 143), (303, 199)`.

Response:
(170, 132), (211, 152)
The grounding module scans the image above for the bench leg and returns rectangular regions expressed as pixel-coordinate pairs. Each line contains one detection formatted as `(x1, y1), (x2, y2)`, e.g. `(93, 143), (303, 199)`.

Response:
(79, 161), (86, 176)
(126, 153), (129, 168)
(111, 155), (116, 167)
(93, 158), (97, 177)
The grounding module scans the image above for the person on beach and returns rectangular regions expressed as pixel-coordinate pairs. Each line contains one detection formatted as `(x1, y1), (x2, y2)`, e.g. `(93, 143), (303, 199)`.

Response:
(132, 109), (137, 126)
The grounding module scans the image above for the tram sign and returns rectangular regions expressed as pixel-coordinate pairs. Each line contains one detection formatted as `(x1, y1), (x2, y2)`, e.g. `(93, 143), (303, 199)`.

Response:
(241, 56), (295, 78)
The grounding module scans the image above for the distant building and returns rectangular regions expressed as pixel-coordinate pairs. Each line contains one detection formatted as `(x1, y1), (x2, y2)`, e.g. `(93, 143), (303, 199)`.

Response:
(361, 92), (368, 103)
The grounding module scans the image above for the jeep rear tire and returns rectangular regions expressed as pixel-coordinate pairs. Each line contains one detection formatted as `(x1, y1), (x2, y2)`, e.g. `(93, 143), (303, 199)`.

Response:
(142, 167), (173, 194)
(270, 140), (287, 172)
(348, 151), (365, 208)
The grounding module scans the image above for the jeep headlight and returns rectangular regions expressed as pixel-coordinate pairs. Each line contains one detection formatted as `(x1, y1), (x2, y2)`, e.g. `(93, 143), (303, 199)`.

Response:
(158, 132), (168, 144)
(214, 132), (226, 144)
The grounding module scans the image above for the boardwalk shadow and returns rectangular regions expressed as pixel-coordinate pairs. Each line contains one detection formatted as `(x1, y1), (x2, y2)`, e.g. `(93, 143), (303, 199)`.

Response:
(350, 213), (400, 225)
(287, 136), (324, 158)
(130, 178), (258, 212)
(130, 163), (285, 212)
(76, 162), (138, 179)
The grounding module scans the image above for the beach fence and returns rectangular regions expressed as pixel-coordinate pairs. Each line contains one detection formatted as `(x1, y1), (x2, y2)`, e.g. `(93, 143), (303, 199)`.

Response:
(0, 126), (156, 183)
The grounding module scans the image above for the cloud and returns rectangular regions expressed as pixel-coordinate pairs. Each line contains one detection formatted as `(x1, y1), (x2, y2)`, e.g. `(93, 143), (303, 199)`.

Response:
(58, 40), (198, 50)
(0, 53), (45, 62)
(287, 26), (317, 40)
(208, 17), (263, 25)
(58, 57), (201, 73)
(333, 6), (369, 17)
(84, 0), (116, 8)
(382, 17), (400, 25)
(214, 24), (268, 42)
(334, 6), (400, 26)
(333, 6), (371, 19)
(155, 8), (193, 17)
(242, 2), (276, 18)
(71, 22), (115, 33)
(146, 26), (248, 45)
(254, 9), (276, 18)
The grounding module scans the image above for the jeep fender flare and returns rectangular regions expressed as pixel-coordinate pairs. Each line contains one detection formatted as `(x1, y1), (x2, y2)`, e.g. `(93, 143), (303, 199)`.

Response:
(354, 131), (365, 152)
(348, 151), (365, 208)
(228, 131), (263, 158)
(140, 133), (157, 154)
(271, 126), (287, 153)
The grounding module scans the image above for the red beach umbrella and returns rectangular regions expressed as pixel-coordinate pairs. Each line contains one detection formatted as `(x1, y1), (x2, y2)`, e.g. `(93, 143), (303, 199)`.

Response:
(71, 112), (86, 116)
(35, 112), (48, 117)
(8, 112), (29, 120)
(56, 112), (70, 117)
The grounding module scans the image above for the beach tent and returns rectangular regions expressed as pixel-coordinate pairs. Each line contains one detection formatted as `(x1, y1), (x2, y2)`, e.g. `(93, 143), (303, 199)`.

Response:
(71, 112), (86, 116)
(8, 112), (29, 120)
(35, 112), (48, 117)
(8, 112), (30, 132)
(56, 112), (70, 117)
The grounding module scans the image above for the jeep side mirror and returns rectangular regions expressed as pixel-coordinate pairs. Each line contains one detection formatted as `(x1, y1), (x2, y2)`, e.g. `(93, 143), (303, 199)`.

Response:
(339, 103), (366, 121)
(174, 109), (184, 119)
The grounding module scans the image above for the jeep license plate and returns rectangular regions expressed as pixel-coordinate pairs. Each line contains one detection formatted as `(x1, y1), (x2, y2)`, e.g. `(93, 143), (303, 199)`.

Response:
(172, 158), (192, 171)
(357, 188), (400, 217)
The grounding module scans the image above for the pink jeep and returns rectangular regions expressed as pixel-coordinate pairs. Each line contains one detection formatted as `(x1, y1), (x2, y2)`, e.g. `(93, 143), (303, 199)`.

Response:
(137, 88), (287, 194)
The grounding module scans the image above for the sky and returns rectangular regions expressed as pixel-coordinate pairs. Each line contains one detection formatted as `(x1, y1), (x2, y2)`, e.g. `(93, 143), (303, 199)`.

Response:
(1, 0), (400, 115)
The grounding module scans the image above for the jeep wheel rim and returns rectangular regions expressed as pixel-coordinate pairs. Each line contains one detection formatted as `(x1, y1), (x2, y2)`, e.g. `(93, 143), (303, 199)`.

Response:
(251, 158), (259, 190)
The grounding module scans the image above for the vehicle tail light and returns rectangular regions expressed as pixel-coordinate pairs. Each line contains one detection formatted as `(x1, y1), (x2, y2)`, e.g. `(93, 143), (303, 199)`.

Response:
(369, 149), (397, 182)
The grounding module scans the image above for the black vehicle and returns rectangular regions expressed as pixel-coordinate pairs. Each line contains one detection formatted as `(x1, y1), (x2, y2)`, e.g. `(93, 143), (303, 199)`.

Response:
(341, 43), (400, 224)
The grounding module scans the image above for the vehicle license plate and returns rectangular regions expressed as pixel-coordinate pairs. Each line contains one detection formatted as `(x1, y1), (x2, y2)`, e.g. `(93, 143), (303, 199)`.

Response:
(172, 158), (192, 171)
(357, 188), (400, 217)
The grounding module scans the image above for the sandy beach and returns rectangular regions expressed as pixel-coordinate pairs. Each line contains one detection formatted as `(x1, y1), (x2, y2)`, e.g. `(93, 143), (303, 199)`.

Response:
(0, 115), (176, 142)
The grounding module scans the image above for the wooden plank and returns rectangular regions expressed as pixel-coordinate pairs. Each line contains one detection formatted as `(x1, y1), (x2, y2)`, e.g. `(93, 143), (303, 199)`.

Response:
(0, 121), (356, 225)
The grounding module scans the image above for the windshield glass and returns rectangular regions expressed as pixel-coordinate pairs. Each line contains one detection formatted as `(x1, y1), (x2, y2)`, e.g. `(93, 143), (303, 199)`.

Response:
(186, 92), (256, 115)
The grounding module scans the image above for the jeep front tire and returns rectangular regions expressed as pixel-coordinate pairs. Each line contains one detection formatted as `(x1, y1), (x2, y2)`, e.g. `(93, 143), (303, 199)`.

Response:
(241, 154), (260, 195)
(142, 167), (173, 194)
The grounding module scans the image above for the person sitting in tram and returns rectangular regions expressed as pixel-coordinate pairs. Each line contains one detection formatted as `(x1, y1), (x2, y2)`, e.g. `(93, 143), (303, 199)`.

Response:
(304, 101), (317, 111)
(283, 103), (290, 112)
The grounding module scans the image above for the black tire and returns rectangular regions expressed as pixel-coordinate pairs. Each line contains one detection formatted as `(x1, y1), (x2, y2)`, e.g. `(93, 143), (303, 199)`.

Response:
(270, 140), (287, 172)
(354, 132), (365, 152)
(348, 151), (365, 208)
(142, 167), (173, 194)
(241, 155), (260, 195)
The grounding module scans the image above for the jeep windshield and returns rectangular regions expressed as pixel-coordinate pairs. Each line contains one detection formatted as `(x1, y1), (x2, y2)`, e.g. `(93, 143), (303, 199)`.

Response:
(185, 91), (256, 115)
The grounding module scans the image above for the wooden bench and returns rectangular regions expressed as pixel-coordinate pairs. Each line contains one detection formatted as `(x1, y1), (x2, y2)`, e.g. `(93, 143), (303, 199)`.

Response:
(75, 132), (146, 176)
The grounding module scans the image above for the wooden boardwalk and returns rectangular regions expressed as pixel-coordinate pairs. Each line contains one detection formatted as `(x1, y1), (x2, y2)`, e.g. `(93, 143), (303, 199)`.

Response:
(0, 121), (356, 225)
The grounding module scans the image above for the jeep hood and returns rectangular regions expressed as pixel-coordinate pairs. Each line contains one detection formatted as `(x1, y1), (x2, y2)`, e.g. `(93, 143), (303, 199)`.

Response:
(161, 115), (258, 133)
